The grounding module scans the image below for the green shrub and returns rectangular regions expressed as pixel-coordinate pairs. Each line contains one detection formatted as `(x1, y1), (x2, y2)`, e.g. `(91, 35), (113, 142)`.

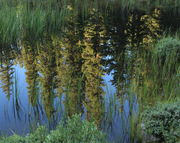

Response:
(142, 101), (180, 143)
(0, 135), (26, 143)
(26, 126), (48, 143)
(45, 114), (107, 143)
(154, 36), (180, 65)
(0, 114), (107, 143)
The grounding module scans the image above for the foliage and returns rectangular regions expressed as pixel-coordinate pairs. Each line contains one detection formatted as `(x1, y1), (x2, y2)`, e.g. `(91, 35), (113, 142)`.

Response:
(0, 135), (26, 143)
(125, 8), (161, 50)
(27, 126), (48, 143)
(0, 114), (107, 143)
(152, 36), (180, 98)
(142, 101), (180, 143)
(0, 0), (179, 44)
(154, 36), (180, 65)
(140, 8), (161, 47)
(45, 114), (107, 143)
(129, 35), (180, 101)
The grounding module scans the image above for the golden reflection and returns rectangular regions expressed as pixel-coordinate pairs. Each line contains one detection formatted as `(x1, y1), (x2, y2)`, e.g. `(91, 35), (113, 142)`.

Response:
(81, 10), (105, 125)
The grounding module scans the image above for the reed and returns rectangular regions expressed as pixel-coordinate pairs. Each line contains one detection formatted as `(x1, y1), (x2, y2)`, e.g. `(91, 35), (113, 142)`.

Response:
(0, 0), (180, 44)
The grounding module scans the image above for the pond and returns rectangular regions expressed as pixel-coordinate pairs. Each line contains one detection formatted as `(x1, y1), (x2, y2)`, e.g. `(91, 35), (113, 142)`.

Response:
(0, 1), (180, 143)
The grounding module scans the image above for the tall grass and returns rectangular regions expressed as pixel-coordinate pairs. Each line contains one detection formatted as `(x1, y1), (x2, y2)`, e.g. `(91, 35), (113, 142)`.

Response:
(129, 33), (180, 110)
(0, 0), (180, 44)
(152, 35), (180, 99)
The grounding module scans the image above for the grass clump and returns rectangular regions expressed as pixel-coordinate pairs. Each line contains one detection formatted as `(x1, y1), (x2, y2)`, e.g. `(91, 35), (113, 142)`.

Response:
(149, 36), (180, 99)
(154, 36), (180, 65)
(0, 114), (107, 143)
(142, 100), (180, 143)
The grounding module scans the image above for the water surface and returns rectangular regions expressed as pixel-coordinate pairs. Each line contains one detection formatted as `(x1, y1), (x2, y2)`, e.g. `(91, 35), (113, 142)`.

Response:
(0, 7), (179, 143)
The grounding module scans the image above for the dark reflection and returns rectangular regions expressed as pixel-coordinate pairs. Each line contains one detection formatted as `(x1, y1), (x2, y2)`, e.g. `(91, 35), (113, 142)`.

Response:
(0, 7), (179, 143)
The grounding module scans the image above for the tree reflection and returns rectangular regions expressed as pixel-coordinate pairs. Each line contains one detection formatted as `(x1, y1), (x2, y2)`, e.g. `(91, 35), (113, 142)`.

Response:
(36, 40), (56, 119)
(21, 42), (39, 106)
(81, 10), (105, 125)
(0, 46), (14, 99)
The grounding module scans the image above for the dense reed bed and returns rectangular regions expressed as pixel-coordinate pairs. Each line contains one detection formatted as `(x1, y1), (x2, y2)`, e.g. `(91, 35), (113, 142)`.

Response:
(0, 0), (180, 44)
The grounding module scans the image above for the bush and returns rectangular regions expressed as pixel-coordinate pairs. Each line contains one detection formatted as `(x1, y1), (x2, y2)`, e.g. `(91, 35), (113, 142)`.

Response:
(154, 36), (180, 61)
(0, 114), (107, 143)
(0, 135), (26, 143)
(153, 36), (180, 79)
(45, 114), (107, 143)
(26, 126), (48, 143)
(142, 101), (180, 143)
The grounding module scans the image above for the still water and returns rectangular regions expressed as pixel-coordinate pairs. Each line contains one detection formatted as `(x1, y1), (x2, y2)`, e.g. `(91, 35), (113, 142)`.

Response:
(0, 7), (179, 143)
(0, 64), (137, 143)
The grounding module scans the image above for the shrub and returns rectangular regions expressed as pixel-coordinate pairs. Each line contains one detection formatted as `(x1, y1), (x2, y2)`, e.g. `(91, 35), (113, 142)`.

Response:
(0, 114), (107, 143)
(154, 36), (180, 61)
(142, 101), (180, 143)
(45, 114), (107, 143)
(0, 135), (26, 143)
(26, 126), (48, 143)
(154, 37), (180, 72)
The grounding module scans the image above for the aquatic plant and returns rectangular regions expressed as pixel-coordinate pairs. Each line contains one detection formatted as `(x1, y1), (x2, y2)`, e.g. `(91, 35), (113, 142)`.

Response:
(152, 36), (180, 98)
(0, 0), (180, 44)
(129, 34), (180, 104)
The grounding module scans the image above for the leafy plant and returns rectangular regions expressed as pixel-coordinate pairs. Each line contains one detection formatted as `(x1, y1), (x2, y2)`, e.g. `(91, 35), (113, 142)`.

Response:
(154, 36), (180, 66)
(142, 100), (180, 143)
(0, 135), (26, 143)
(45, 114), (107, 143)
(26, 126), (48, 143)
(0, 114), (108, 143)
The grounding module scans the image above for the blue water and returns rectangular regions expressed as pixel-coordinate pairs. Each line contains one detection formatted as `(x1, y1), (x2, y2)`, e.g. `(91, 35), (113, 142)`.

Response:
(0, 65), (138, 143)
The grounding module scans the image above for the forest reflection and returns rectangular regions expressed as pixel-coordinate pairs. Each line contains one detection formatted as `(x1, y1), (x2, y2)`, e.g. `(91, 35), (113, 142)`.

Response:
(0, 7), (179, 140)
